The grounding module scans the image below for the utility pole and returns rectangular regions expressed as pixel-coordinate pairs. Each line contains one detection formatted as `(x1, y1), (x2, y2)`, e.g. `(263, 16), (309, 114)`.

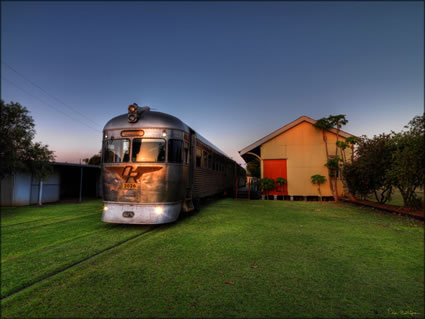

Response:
(38, 179), (43, 206)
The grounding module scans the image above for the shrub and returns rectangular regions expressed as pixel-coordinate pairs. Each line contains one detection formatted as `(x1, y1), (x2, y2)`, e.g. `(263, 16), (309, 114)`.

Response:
(259, 178), (275, 198)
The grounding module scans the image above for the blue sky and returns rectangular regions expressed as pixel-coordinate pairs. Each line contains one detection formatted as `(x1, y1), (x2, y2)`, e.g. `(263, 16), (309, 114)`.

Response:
(1, 1), (423, 164)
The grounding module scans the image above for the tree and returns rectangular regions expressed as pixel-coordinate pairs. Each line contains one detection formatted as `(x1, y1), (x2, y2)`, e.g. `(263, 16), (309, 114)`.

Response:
(328, 115), (348, 200)
(246, 160), (260, 178)
(0, 100), (55, 182)
(328, 115), (348, 158)
(83, 152), (101, 165)
(275, 177), (287, 196)
(314, 115), (349, 202)
(336, 137), (357, 163)
(342, 134), (394, 203)
(311, 174), (326, 201)
(313, 118), (333, 160)
(324, 156), (341, 200)
(259, 178), (275, 199)
(387, 115), (424, 208)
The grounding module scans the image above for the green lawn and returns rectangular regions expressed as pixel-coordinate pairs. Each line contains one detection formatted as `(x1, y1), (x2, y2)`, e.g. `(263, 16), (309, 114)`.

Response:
(1, 199), (423, 318)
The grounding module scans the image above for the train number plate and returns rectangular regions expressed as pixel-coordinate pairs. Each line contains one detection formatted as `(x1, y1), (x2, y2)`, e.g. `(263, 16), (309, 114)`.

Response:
(123, 183), (138, 189)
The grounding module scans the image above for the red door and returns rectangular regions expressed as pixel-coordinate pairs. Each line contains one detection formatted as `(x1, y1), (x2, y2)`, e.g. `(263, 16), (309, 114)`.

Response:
(263, 159), (288, 196)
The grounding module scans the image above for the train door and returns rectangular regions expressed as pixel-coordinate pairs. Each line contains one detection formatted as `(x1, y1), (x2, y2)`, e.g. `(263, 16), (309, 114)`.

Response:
(189, 130), (196, 191)
(182, 130), (196, 213)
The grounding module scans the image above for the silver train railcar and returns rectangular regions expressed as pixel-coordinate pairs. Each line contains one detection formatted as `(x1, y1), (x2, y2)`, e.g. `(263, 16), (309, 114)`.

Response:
(101, 104), (246, 224)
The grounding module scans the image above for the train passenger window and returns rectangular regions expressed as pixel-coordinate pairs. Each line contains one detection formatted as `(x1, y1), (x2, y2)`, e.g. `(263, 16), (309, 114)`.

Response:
(168, 139), (183, 163)
(196, 148), (202, 168)
(203, 151), (208, 168)
(104, 139), (130, 163)
(208, 153), (212, 170)
(132, 139), (165, 163)
(184, 141), (190, 164)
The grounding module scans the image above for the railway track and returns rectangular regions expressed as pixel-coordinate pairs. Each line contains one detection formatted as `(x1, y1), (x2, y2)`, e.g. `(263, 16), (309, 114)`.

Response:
(1, 212), (102, 233)
(1, 225), (163, 301)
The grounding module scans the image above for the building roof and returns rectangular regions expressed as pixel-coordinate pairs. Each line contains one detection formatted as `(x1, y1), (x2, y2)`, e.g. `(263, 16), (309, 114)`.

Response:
(53, 162), (100, 169)
(239, 115), (355, 157)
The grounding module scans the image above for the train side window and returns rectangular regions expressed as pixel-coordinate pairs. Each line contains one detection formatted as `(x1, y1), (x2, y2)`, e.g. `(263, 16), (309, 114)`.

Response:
(168, 139), (183, 163)
(132, 139), (165, 163)
(104, 139), (130, 163)
(203, 151), (208, 168)
(184, 141), (190, 164)
(208, 153), (212, 170)
(196, 148), (202, 168)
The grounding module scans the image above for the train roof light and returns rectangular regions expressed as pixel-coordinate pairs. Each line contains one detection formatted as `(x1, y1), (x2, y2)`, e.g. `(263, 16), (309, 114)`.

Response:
(128, 104), (138, 113)
(128, 103), (139, 123)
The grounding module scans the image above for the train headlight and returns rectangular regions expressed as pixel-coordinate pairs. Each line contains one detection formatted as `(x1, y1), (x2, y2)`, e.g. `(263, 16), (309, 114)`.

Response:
(155, 206), (163, 215)
(103, 206), (109, 211)
(128, 103), (139, 123)
(162, 130), (167, 137)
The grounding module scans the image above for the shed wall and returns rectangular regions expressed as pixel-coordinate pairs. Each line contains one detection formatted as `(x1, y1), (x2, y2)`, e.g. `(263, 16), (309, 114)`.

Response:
(1, 175), (14, 206)
(30, 172), (60, 204)
(12, 173), (32, 206)
(260, 121), (352, 197)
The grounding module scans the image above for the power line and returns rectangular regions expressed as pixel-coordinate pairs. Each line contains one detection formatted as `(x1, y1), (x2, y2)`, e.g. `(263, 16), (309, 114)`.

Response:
(2, 76), (102, 135)
(1, 60), (104, 128)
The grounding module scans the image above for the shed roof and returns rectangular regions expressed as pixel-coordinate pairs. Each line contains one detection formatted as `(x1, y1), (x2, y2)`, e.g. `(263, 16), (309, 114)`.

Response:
(239, 116), (354, 157)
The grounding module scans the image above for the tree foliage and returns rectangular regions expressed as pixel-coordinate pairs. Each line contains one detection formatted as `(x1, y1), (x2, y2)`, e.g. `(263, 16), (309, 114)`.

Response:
(387, 115), (424, 208)
(314, 114), (348, 201)
(259, 178), (275, 198)
(311, 174), (326, 201)
(342, 134), (394, 203)
(342, 114), (424, 208)
(83, 152), (101, 165)
(311, 174), (326, 185)
(325, 157), (341, 177)
(0, 100), (55, 180)
(246, 160), (260, 178)
(275, 177), (287, 195)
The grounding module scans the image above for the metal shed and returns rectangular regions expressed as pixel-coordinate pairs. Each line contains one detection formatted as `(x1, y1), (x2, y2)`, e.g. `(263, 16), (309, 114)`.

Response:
(0, 162), (101, 206)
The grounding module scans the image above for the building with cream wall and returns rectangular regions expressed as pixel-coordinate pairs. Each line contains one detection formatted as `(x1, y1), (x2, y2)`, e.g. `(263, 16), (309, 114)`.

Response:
(239, 116), (355, 198)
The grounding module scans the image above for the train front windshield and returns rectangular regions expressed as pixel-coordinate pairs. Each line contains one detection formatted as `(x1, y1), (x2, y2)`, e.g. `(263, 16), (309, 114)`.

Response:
(104, 139), (130, 163)
(132, 139), (166, 162)
(103, 138), (183, 164)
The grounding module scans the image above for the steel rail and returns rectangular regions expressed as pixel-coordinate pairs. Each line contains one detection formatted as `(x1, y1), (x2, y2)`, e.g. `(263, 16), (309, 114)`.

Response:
(1, 212), (101, 232)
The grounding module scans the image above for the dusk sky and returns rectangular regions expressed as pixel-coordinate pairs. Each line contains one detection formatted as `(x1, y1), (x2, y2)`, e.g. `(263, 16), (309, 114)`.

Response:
(1, 1), (423, 165)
